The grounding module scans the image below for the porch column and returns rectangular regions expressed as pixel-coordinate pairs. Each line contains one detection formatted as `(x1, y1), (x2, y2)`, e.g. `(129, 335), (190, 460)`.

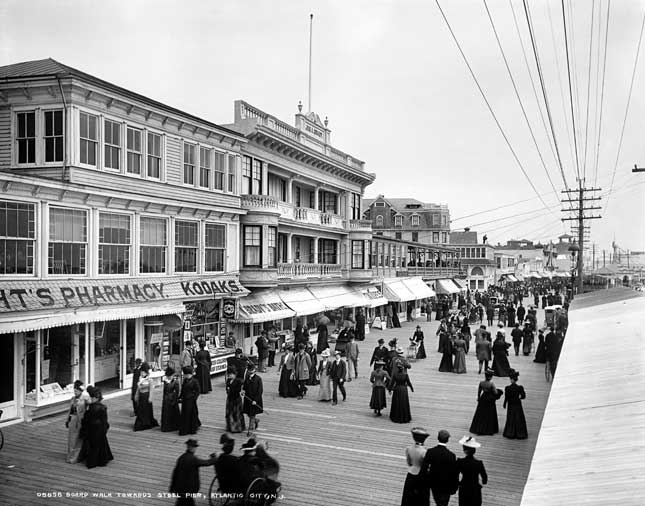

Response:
(313, 238), (319, 264)
(287, 178), (294, 204)
(286, 233), (293, 263)
(314, 187), (320, 211)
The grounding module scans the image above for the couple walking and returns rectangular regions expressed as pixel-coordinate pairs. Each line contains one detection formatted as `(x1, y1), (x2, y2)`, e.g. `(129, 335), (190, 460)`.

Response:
(401, 429), (487, 506)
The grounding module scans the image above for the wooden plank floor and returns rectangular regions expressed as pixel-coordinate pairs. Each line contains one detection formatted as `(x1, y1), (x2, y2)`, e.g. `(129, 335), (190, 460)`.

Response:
(520, 289), (645, 506)
(0, 313), (553, 506)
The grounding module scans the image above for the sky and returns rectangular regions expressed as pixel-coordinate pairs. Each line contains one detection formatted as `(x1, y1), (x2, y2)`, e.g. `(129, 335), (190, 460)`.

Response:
(2, 0), (644, 253)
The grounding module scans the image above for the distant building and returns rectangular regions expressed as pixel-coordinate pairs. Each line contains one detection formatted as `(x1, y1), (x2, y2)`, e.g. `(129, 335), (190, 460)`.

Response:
(362, 195), (451, 246)
(450, 229), (495, 290)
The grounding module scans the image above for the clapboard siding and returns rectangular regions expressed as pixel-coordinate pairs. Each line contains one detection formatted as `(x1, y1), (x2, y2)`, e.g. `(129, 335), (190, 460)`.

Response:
(0, 107), (11, 168)
(165, 135), (182, 184)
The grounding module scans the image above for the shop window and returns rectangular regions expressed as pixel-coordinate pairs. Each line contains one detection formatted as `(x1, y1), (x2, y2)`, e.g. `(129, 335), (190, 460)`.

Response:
(126, 127), (142, 174)
(98, 212), (131, 275)
(200, 147), (212, 189)
(205, 223), (226, 272)
(186, 300), (222, 346)
(44, 110), (64, 162)
(48, 207), (87, 274)
(267, 226), (277, 268)
(79, 111), (98, 166)
(140, 216), (167, 273)
(0, 200), (35, 275)
(243, 225), (261, 267)
(104, 119), (121, 170)
(94, 321), (121, 387)
(16, 111), (36, 164)
(43, 325), (85, 390)
(147, 132), (162, 179)
(175, 220), (198, 272)
(351, 240), (364, 269)
(0, 331), (14, 403)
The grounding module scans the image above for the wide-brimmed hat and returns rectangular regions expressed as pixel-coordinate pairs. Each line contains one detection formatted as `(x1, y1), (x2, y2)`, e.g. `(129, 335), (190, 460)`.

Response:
(321, 349), (330, 358)
(185, 439), (199, 447)
(459, 436), (481, 448)
(396, 346), (404, 354)
(411, 427), (429, 438)
(374, 360), (386, 366)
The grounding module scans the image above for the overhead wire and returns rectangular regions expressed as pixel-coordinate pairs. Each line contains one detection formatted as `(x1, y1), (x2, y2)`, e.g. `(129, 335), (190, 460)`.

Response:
(604, 7), (645, 211)
(434, 0), (556, 215)
(483, 0), (560, 200)
(567, 0), (584, 178)
(582, 0), (596, 181)
(523, 0), (570, 190)
(561, 0), (583, 182)
(593, 0), (611, 187)
(451, 193), (557, 222)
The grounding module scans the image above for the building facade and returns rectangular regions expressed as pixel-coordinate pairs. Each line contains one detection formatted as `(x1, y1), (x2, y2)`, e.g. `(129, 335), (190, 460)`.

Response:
(450, 230), (495, 290)
(0, 59), (250, 421)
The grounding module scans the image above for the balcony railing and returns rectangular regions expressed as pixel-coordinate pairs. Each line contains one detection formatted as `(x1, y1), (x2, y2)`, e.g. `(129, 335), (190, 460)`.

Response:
(347, 219), (372, 231)
(289, 206), (344, 229)
(240, 194), (279, 211)
(403, 266), (464, 278)
(277, 262), (342, 279)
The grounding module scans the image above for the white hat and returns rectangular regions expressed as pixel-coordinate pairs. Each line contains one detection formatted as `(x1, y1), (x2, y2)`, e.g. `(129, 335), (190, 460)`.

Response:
(459, 435), (481, 448)
(396, 346), (404, 354)
(321, 349), (330, 358)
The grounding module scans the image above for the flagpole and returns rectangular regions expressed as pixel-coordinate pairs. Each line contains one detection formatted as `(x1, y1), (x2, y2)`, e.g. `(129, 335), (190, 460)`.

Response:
(308, 13), (313, 112)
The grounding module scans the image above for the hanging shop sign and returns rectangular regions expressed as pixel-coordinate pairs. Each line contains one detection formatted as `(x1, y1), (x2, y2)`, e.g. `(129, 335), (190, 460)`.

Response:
(222, 298), (237, 319)
(0, 275), (249, 314)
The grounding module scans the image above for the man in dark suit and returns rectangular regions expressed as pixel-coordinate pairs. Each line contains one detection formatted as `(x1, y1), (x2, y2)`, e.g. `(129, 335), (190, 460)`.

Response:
(369, 338), (389, 370)
(329, 350), (347, 405)
(242, 364), (263, 436)
(544, 326), (562, 379)
(420, 429), (458, 506)
(169, 439), (216, 506)
(130, 358), (142, 416)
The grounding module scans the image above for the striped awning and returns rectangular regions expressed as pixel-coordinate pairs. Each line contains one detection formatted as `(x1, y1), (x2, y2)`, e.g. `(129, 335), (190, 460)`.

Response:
(307, 285), (366, 310)
(381, 278), (417, 302)
(235, 290), (296, 324)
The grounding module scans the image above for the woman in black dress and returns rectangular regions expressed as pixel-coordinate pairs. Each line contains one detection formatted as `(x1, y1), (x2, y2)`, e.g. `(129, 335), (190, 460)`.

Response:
(178, 366), (201, 435)
(316, 320), (329, 354)
(369, 361), (390, 416)
(195, 341), (212, 394)
(79, 387), (113, 469)
(411, 326), (426, 359)
(503, 369), (528, 439)
(469, 370), (501, 435)
(533, 329), (547, 363)
(491, 332), (512, 377)
(225, 368), (246, 433)
(305, 341), (319, 386)
(277, 345), (298, 398)
(456, 436), (488, 506)
(134, 364), (159, 431)
(438, 332), (453, 372)
(160, 366), (180, 432)
(389, 364), (414, 423)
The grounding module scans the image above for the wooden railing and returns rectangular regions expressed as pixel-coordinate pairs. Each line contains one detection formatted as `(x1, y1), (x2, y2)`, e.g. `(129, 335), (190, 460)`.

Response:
(240, 194), (279, 210)
(277, 262), (342, 279)
(347, 219), (372, 231)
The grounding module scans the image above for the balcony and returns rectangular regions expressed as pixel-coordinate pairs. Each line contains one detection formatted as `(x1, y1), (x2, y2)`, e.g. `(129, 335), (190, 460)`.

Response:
(277, 262), (342, 280)
(283, 205), (344, 229)
(347, 219), (372, 231)
(240, 194), (280, 213)
(403, 266), (464, 278)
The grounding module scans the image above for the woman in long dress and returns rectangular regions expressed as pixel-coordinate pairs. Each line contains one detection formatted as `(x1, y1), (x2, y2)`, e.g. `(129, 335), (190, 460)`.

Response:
(317, 349), (332, 401)
(438, 332), (453, 373)
(411, 326), (426, 359)
(316, 320), (329, 354)
(79, 387), (113, 469)
(160, 367), (180, 432)
(491, 332), (512, 377)
(452, 335), (467, 374)
(400, 427), (430, 506)
(195, 341), (212, 394)
(66, 380), (89, 463)
(369, 361), (390, 416)
(305, 341), (319, 386)
(503, 370), (528, 439)
(278, 345), (298, 398)
(389, 364), (414, 423)
(469, 370), (501, 435)
(178, 366), (201, 436)
(225, 368), (246, 433)
(134, 364), (159, 431)
(533, 329), (547, 363)
(456, 436), (488, 506)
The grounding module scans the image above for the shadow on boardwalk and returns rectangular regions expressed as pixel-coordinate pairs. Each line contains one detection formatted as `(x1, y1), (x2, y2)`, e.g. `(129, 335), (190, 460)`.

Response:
(0, 314), (552, 506)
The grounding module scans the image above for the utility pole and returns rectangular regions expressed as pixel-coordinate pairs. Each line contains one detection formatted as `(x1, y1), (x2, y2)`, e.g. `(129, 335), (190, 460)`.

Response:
(603, 250), (606, 267)
(592, 243), (595, 272)
(561, 181), (602, 294)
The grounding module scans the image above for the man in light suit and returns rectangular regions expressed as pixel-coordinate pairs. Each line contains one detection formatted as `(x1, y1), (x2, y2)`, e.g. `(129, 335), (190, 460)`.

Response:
(329, 350), (347, 405)
(420, 429), (458, 506)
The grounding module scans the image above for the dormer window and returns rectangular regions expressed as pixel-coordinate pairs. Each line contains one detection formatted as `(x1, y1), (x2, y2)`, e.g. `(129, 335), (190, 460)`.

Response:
(375, 202), (385, 207)
(394, 215), (403, 227)
(375, 215), (384, 227)
(411, 215), (420, 227)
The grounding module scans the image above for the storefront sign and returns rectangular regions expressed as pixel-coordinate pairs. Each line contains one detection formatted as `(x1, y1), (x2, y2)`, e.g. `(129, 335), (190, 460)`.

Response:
(240, 301), (291, 315)
(0, 276), (248, 314)
(222, 298), (236, 319)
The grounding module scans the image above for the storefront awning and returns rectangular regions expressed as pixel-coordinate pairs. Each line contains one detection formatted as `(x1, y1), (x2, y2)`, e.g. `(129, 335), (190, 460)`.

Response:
(507, 274), (519, 282)
(381, 278), (417, 302)
(307, 285), (366, 310)
(452, 278), (469, 290)
(0, 301), (186, 335)
(235, 289), (296, 324)
(402, 277), (436, 298)
(354, 286), (389, 308)
(279, 288), (327, 317)
(435, 279), (461, 295)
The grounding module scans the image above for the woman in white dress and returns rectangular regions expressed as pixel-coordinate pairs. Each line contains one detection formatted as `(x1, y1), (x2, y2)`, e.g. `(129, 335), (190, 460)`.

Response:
(317, 349), (332, 401)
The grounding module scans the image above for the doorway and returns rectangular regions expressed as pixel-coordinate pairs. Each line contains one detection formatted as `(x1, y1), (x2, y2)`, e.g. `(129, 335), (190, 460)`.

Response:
(0, 334), (16, 420)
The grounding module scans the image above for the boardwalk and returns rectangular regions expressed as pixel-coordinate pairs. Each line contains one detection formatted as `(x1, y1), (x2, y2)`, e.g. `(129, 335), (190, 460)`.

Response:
(520, 288), (645, 506)
(0, 313), (552, 506)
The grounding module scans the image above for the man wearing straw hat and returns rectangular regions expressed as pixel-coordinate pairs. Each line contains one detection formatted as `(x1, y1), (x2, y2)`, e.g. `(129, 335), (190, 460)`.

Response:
(456, 436), (488, 506)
